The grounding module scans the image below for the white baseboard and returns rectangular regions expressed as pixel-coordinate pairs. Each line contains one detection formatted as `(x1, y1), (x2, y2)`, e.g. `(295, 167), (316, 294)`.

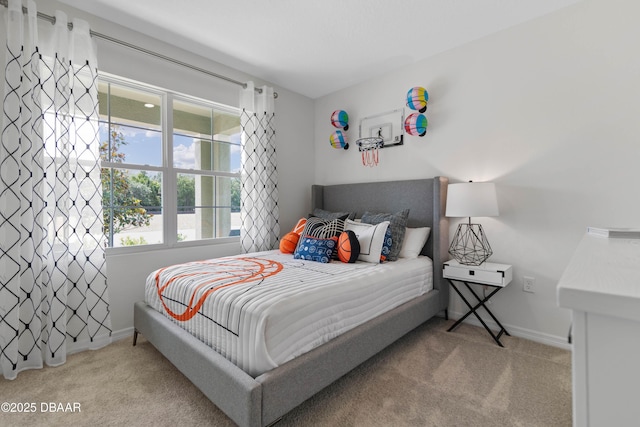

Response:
(67, 320), (570, 359)
(111, 327), (135, 343)
(66, 327), (135, 356)
(448, 309), (572, 351)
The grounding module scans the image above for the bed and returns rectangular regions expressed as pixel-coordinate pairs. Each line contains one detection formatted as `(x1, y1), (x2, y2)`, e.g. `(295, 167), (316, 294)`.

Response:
(133, 177), (449, 427)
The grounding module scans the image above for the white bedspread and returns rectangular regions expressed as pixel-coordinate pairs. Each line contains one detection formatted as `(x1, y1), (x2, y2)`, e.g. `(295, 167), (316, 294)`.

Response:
(145, 250), (433, 376)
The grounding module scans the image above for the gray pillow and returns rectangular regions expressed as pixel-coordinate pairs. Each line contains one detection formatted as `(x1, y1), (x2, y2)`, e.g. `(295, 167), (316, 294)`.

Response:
(361, 209), (409, 261)
(312, 208), (356, 220)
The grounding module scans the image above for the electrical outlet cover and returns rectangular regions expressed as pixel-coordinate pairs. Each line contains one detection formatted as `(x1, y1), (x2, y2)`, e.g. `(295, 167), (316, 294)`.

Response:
(523, 276), (535, 293)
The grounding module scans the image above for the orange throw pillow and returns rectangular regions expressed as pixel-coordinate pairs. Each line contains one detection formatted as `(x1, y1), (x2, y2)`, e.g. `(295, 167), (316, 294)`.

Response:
(280, 232), (300, 254)
(292, 218), (307, 235)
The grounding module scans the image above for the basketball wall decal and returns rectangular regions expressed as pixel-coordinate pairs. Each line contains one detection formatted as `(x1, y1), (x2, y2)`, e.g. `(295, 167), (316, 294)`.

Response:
(406, 86), (429, 113)
(337, 230), (360, 263)
(329, 130), (349, 150)
(280, 232), (300, 254)
(404, 113), (428, 136)
(331, 110), (349, 130)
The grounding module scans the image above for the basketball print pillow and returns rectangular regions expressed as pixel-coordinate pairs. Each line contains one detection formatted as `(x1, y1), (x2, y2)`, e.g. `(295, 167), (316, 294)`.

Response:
(337, 230), (360, 263)
(280, 232), (300, 254)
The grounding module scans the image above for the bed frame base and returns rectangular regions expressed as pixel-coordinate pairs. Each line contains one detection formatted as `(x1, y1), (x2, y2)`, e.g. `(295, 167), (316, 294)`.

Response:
(134, 291), (444, 427)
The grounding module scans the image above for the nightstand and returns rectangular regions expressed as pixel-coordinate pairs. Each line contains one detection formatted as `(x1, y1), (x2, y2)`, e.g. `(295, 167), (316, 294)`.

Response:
(443, 260), (513, 347)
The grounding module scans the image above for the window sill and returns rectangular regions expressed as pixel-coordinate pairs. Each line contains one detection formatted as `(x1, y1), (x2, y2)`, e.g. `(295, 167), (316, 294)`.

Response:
(105, 236), (240, 256)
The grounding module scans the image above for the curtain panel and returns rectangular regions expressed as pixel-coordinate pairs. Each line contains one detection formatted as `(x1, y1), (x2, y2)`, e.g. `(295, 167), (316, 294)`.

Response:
(239, 82), (279, 253)
(0, 0), (111, 380)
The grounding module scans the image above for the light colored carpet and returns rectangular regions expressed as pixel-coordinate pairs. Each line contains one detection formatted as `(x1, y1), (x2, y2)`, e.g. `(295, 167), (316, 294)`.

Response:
(0, 318), (572, 426)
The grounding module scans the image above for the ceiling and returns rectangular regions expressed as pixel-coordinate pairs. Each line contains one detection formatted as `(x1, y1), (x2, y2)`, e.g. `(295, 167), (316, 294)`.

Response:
(59, 0), (582, 99)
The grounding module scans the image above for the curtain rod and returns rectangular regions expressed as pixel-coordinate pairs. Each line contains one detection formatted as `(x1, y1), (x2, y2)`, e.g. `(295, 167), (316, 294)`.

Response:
(0, 0), (278, 98)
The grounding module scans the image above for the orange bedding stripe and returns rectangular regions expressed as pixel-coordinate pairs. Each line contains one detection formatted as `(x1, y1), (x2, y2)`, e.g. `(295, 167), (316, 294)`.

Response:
(154, 257), (283, 321)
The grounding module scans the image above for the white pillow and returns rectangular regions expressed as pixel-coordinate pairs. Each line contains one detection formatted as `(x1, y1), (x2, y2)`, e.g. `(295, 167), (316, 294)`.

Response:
(344, 219), (390, 263)
(398, 227), (431, 259)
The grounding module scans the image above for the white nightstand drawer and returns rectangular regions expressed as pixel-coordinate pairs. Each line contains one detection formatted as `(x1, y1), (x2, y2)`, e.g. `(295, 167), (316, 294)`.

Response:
(443, 260), (513, 287)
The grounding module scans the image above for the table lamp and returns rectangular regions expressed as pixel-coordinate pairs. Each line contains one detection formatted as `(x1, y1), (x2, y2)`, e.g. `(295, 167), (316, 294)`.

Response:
(445, 181), (499, 265)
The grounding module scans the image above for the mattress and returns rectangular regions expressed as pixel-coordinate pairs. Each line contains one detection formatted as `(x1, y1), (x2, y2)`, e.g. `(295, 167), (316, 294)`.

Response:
(145, 250), (433, 376)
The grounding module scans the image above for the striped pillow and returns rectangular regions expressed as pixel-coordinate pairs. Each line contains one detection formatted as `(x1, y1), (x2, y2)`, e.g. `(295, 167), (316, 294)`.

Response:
(295, 216), (347, 258)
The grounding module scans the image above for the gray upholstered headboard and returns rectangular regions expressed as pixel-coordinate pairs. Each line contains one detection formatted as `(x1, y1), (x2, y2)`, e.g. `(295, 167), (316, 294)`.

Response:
(311, 177), (449, 302)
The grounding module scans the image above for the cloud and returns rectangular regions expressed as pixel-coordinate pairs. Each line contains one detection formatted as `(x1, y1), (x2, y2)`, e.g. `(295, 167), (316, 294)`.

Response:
(118, 127), (143, 139)
(173, 142), (195, 169)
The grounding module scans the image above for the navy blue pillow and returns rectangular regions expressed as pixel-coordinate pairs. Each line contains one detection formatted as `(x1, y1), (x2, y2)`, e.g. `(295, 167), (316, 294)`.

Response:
(294, 236), (338, 263)
(380, 227), (392, 262)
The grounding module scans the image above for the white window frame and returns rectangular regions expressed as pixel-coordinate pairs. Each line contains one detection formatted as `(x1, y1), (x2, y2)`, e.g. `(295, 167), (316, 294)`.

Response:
(99, 73), (241, 254)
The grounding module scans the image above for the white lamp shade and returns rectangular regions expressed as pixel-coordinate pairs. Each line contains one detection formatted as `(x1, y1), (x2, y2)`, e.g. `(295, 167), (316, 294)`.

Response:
(446, 182), (499, 218)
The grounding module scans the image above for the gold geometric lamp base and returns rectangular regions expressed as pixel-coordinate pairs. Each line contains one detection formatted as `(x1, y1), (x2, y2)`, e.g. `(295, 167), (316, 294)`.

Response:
(448, 223), (493, 266)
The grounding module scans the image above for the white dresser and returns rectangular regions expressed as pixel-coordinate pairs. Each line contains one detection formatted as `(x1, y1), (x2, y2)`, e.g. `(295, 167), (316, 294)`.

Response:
(557, 233), (640, 427)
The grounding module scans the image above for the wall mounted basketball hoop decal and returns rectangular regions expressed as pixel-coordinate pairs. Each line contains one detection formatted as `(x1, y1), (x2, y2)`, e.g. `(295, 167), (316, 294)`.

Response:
(357, 136), (382, 167)
(355, 109), (404, 167)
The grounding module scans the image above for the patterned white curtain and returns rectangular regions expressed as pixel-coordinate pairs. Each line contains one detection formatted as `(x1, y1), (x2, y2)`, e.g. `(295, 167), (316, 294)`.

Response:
(239, 81), (279, 253)
(0, 0), (111, 380)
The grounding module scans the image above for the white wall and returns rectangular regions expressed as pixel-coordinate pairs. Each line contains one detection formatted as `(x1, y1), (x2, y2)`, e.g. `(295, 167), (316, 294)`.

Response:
(314, 0), (640, 346)
(25, 0), (315, 337)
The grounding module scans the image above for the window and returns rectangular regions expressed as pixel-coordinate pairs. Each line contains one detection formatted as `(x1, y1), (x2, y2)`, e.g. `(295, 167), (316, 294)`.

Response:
(173, 99), (241, 241)
(98, 76), (241, 249)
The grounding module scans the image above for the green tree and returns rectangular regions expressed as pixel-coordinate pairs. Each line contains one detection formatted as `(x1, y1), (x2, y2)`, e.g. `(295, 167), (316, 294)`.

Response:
(100, 127), (152, 236)
(177, 174), (195, 213)
(231, 177), (240, 212)
(131, 171), (161, 213)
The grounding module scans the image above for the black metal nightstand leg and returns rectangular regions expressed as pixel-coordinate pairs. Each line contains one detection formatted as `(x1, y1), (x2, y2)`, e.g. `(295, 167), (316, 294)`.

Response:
(446, 279), (509, 347)
(463, 282), (511, 338)
(447, 282), (476, 330)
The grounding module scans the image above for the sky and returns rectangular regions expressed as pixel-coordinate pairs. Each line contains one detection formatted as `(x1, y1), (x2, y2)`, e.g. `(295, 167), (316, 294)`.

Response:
(98, 123), (242, 172)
